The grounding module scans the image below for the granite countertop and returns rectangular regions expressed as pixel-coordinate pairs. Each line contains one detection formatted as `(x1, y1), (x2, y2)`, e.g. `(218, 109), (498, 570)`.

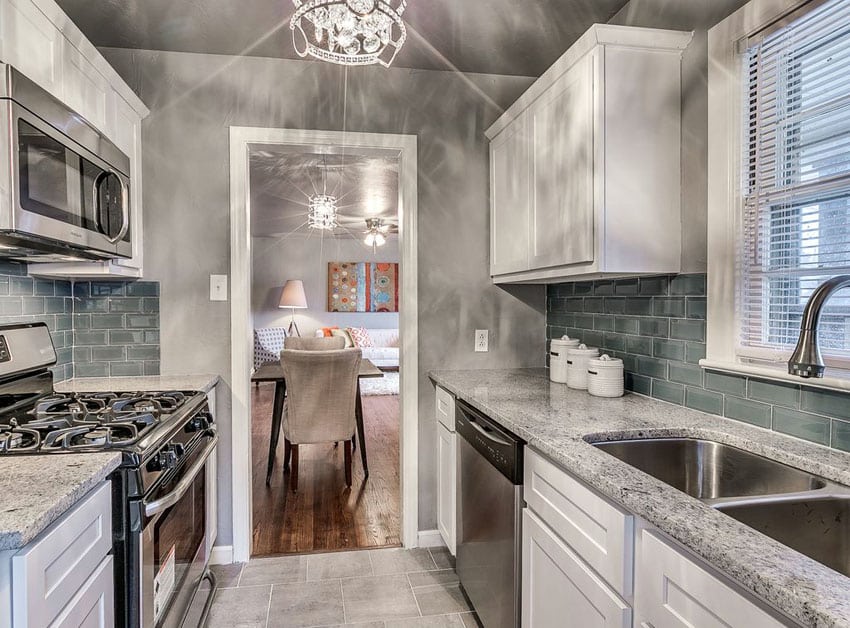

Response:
(430, 368), (850, 628)
(56, 374), (220, 394)
(0, 453), (121, 550)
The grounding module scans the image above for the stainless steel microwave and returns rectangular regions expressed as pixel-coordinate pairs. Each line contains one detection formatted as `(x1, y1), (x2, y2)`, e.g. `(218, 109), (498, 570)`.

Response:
(0, 64), (133, 261)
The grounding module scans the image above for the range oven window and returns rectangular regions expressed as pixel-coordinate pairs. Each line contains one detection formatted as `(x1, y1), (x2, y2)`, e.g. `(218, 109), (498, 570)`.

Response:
(150, 465), (205, 622)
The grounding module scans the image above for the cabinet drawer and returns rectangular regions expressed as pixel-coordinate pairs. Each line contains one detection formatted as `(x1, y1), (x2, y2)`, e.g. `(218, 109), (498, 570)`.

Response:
(49, 556), (113, 628)
(524, 449), (633, 597)
(13, 481), (112, 628)
(635, 529), (786, 628)
(436, 421), (456, 555)
(435, 386), (456, 431)
(523, 509), (631, 628)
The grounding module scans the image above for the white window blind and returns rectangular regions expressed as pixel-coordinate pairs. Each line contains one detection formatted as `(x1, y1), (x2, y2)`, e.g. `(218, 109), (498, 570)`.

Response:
(740, 0), (850, 360)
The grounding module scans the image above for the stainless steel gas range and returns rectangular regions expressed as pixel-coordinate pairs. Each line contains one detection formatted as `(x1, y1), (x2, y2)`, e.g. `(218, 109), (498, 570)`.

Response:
(0, 322), (218, 627)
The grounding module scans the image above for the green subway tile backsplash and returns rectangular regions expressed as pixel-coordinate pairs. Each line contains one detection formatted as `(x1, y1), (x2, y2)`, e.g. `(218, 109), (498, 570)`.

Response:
(0, 261), (160, 380)
(546, 273), (850, 452)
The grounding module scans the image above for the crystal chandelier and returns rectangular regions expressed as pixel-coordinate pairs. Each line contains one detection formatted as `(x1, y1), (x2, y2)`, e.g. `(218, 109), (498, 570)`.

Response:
(308, 194), (339, 230)
(290, 0), (408, 68)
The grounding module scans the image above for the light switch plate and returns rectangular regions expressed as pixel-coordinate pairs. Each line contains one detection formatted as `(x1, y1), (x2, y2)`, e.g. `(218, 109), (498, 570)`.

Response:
(210, 275), (228, 301)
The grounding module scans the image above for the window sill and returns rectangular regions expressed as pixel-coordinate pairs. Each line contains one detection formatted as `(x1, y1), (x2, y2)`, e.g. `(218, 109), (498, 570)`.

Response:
(699, 359), (850, 393)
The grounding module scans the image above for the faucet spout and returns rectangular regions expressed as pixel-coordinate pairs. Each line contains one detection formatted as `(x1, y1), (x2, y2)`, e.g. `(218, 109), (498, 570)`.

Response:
(788, 275), (850, 378)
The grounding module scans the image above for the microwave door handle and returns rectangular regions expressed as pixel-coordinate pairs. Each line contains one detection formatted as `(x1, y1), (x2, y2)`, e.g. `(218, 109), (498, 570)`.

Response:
(114, 176), (130, 243)
(144, 434), (218, 517)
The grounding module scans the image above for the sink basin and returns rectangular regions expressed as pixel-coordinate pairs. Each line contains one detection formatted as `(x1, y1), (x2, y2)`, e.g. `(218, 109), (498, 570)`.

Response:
(593, 438), (826, 500)
(716, 496), (850, 577)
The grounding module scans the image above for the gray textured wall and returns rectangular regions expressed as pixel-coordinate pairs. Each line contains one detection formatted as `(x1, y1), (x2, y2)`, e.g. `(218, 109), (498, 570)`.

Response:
(252, 235), (400, 335)
(100, 47), (546, 545)
(609, 0), (750, 273)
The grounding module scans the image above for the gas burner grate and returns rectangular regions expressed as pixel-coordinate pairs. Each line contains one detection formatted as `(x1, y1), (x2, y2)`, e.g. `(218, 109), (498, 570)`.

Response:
(41, 422), (140, 451)
(0, 420), (40, 452)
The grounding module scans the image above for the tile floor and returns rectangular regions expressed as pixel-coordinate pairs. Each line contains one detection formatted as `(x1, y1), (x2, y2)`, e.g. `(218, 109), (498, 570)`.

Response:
(208, 547), (480, 628)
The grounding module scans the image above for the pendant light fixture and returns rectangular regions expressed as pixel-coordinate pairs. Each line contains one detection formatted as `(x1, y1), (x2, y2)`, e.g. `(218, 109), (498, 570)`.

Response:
(290, 0), (408, 68)
(364, 217), (388, 251)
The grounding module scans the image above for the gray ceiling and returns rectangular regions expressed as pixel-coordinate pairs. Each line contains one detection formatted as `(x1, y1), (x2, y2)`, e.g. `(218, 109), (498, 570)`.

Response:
(249, 145), (399, 237)
(55, 0), (628, 76)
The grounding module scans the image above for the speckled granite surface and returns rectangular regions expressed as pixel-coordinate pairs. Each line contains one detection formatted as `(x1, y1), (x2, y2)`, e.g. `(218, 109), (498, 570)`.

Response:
(0, 453), (121, 550)
(56, 374), (220, 394)
(430, 368), (850, 628)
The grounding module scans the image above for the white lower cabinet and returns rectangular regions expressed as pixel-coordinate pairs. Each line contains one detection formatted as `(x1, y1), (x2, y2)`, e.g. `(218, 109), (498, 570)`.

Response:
(520, 447), (793, 628)
(523, 509), (631, 628)
(0, 480), (114, 628)
(435, 385), (456, 554)
(634, 528), (787, 628)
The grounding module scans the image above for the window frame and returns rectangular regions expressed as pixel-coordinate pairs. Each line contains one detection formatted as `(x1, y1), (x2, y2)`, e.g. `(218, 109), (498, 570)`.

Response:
(706, 0), (850, 391)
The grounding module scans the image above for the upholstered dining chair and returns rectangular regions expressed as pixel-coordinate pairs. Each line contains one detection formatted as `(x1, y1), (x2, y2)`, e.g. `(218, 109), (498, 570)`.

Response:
(284, 336), (345, 351)
(280, 348), (362, 492)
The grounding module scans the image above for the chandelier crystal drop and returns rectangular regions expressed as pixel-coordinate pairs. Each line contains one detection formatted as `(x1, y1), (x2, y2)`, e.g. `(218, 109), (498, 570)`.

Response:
(290, 0), (407, 68)
(308, 194), (339, 230)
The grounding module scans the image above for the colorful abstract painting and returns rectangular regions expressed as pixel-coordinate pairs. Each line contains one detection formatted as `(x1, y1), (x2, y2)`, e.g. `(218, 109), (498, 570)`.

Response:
(328, 262), (399, 313)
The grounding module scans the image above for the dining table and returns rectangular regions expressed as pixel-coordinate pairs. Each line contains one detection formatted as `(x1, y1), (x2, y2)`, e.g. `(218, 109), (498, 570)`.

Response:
(252, 358), (385, 485)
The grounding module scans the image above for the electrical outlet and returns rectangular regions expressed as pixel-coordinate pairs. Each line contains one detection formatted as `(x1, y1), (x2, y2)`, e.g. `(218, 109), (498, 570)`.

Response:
(474, 329), (489, 352)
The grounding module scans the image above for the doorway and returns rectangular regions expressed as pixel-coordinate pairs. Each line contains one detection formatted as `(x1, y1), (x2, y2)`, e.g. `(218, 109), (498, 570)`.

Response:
(229, 128), (418, 563)
(250, 145), (401, 554)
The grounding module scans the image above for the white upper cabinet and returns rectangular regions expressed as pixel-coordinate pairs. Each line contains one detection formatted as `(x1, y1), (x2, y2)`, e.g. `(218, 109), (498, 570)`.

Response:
(487, 25), (693, 284)
(0, 0), (149, 279)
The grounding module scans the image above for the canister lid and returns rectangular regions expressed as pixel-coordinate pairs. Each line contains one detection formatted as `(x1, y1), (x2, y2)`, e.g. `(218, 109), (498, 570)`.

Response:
(566, 343), (599, 356)
(551, 335), (581, 349)
(588, 354), (623, 368)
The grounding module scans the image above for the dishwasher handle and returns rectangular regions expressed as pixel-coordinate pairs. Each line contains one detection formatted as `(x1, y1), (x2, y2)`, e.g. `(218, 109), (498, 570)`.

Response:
(456, 400), (524, 484)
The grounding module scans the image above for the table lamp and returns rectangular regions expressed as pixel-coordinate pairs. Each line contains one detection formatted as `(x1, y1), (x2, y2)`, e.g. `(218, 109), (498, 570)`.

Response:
(279, 279), (307, 337)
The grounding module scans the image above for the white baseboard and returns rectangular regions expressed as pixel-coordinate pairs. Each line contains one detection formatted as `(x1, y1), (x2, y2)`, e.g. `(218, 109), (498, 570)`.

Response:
(417, 529), (445, 548)
(209, 545), (235, 565)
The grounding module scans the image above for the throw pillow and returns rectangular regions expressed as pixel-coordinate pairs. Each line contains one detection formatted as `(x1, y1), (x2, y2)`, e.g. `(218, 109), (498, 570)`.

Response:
(331, 328), (354, 348)
(347, 327), (374, 348)
(320, 326), (339, 337)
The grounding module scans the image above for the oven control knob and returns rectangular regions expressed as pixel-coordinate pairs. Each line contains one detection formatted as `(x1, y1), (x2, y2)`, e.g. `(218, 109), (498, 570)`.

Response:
(148, 452), (169, 472)
(186, 413), (211, 433)
(171, 443), (186, 458)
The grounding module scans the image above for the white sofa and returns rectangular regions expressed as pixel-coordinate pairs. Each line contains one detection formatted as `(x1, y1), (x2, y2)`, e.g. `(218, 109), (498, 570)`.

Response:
(315, 328), (399, 370)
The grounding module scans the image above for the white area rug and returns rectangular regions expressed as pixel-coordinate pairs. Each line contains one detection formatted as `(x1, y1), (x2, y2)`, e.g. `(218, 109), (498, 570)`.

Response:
(360, 371), (400, 396)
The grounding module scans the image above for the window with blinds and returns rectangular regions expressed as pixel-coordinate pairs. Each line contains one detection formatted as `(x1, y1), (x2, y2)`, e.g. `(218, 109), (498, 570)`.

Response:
(740, 0), (850, 360)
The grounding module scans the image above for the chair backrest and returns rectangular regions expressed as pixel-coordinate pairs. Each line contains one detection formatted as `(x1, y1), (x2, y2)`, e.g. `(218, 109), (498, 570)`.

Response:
(284, 336), (345, 351)
(281, 348), (362, 444)
(254, 327), (288, 369)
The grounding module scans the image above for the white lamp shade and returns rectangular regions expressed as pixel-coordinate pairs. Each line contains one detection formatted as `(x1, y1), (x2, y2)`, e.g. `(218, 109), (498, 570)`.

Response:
(279, 280), (308, 309)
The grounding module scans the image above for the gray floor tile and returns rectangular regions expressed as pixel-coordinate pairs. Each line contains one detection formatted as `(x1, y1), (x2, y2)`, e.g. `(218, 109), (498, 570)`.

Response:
(267, 580), (345, 628)
(206, 584), (270, 628)
(407, 569), (459, 589)
(385, 614), (467, 627)
(429, 548), (455, 570)
(308, 550), (374, 581)
(239, 554), (307, 586)
(341, 574), (420, 623)
(459, 612), (481, 627)
(414, 584), (472, 616)
(210, 563), (243, 588)
(370, 548), (437, 575)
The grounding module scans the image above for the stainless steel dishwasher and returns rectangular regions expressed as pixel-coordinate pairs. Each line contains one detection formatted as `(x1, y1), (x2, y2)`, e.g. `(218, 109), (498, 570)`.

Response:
(456, 399), (524, 628)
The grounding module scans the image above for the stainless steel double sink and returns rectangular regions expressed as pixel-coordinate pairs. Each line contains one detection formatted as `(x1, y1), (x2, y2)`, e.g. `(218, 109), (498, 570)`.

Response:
(593, 438), (850, 577)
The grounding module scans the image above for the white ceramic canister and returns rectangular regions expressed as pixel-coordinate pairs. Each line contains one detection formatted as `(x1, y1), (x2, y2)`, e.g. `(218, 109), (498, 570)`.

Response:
(549, 335), (581, 383)
(587, 354), (625, 398)
(566, 344), (600, 390)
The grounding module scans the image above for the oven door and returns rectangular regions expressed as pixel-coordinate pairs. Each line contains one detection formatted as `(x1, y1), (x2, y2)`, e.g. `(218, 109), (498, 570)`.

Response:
(10, 101), (131, 257)
(140, 434), (218, 628)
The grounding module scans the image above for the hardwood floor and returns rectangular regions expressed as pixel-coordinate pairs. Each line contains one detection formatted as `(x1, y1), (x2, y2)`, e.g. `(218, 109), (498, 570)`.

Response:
(250, 382), (401, 556)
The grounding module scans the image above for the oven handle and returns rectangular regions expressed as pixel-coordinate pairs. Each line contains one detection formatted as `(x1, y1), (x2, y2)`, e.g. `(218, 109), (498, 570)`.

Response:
(144, 434), (218, 517)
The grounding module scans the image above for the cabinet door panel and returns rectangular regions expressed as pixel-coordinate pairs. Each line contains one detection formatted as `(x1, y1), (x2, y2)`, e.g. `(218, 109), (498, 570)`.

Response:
(522, 509), (631, 628)
(529, 55), (594, 270)
(0, 0), (62, 96)
(490, 113), (530, 275)
(635, 529), (786, 628)
(436, 422), (456, 555)
(62, 43), (110, 132)
(49, 556), (113, 628)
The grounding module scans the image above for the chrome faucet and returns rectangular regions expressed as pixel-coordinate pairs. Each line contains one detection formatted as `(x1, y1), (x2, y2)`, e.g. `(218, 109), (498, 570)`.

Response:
(788, 275), (850, 378)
